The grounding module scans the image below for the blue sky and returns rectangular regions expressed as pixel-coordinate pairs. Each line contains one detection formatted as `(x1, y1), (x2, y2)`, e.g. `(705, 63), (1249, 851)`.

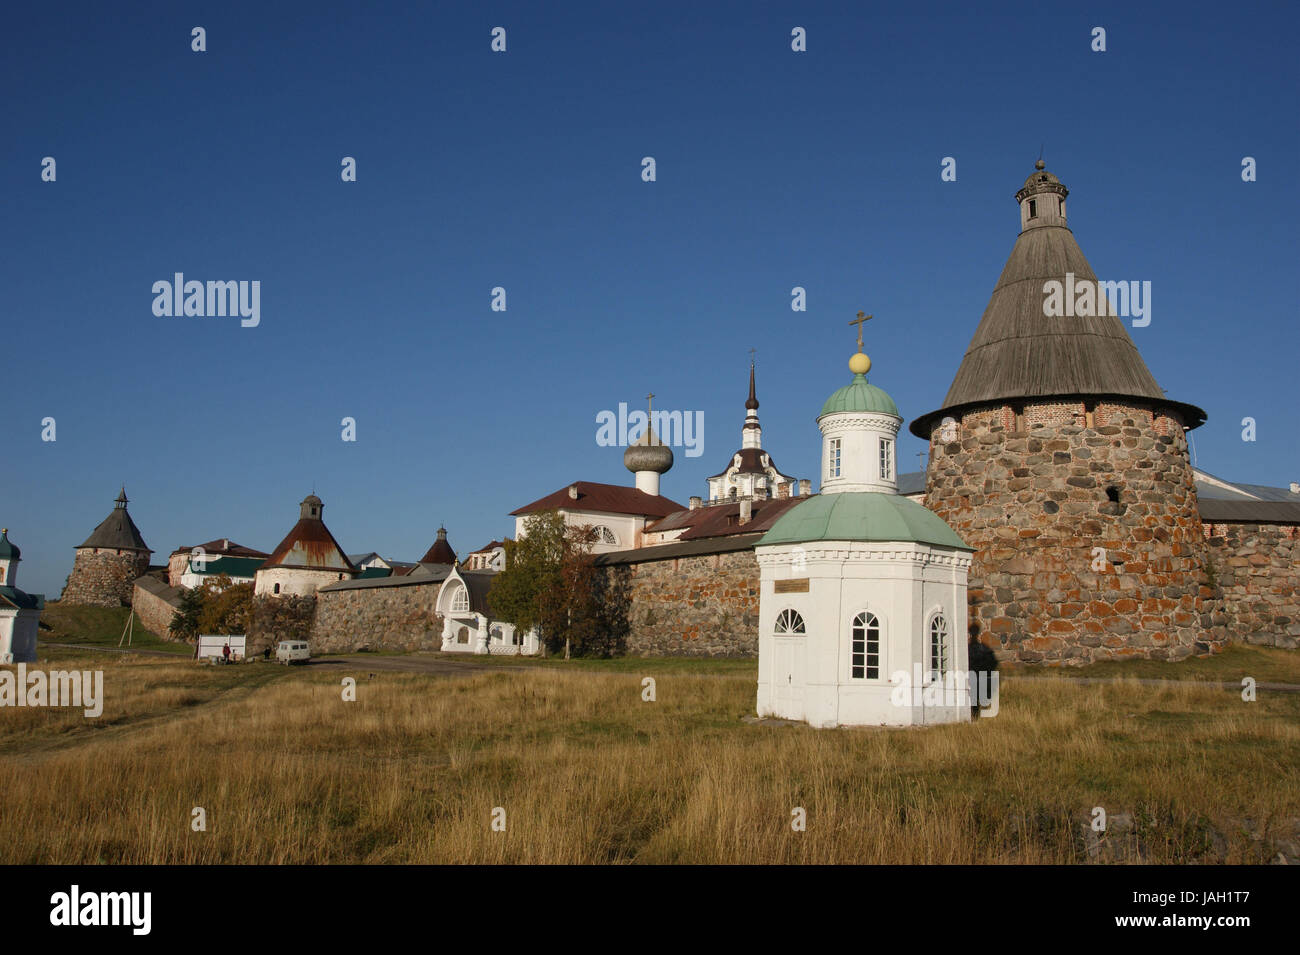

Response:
(5, 0), (1297, 597)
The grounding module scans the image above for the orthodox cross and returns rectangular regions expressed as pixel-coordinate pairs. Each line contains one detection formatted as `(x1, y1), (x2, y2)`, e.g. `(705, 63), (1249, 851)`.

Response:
(849, 311), (872, 350)
(749, 347), (756, 365)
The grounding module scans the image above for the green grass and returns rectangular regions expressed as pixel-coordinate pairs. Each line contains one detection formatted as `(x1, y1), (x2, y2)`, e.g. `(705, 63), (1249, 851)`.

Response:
(407, 652), (759, 675)
(39, 603), (192, 656)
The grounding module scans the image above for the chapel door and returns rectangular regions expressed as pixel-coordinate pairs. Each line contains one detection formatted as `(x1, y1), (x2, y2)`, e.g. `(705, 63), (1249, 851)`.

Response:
(773, 637), (804, 720)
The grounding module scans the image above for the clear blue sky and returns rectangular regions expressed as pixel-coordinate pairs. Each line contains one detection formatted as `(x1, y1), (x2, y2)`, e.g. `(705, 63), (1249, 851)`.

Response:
(5, 0), (1297, 597)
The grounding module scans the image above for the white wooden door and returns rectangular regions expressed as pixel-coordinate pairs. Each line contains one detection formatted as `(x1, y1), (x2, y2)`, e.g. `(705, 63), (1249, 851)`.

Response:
(773, 636), (804, 720)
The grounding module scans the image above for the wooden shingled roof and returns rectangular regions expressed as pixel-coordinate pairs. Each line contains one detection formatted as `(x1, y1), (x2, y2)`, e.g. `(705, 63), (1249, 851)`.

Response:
(909, 169), (1205, 438)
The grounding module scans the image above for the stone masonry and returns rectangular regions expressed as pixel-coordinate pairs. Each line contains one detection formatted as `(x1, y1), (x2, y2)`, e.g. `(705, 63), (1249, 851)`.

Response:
(310, 580), (444, 653)
(61, 550), (151, 607)
(1205, 522), (1300, 649)
(620, 549), (759, 656)
(131, 575), (183, 640)
(925, 401), (1227, 665)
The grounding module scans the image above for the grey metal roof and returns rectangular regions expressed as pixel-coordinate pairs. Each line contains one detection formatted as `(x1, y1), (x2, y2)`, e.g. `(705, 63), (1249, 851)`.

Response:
(460, 570), (497, 615)
(594, 533), (765, 566)
(896, 471), (926, 496)
(317, 566), (450, 593)
(1199, 500), (1300, 524)
(910, 169), (1205, 438)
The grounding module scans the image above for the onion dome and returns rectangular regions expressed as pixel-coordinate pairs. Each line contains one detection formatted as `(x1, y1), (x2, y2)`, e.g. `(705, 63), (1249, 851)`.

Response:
(0, 529), (19, 561)
(624, 426), (674, 474)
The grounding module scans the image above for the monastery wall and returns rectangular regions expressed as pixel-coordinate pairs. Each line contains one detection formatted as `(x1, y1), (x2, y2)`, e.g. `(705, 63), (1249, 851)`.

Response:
(311, 581), (444, 653)
(619, 550), (759, 656)
(1205, 522), (1300, 648)
(131, 576), (183, 640)
(61, 549), (151, 607)
(925, 401), (1227, 665)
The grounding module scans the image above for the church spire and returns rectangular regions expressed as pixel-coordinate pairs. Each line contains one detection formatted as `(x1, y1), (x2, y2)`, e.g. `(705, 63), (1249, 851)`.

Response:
(742, 355), (762, 450)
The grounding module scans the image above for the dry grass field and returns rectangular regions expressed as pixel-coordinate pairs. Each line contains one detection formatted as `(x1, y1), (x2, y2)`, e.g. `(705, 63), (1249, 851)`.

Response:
(3, 639), (1299, 865)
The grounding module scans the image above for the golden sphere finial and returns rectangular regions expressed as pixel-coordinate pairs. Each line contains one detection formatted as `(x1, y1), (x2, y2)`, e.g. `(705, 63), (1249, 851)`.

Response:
(849, 352), (871, 375)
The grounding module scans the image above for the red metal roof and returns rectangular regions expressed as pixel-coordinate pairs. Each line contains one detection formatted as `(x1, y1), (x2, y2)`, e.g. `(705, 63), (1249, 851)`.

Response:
(510, 481), (683, 519)
(170, 539), (269, 559)
(261, 518), (355, 572)
(648, 495), (807, 540)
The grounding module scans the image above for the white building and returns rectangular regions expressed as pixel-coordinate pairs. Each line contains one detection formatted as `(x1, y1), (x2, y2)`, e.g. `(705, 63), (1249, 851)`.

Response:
(254, 494), (357, 596)
(0, 529), (43, 663)
(510, 481), (682, 554)
(754, 340), (974, 728)
(436, 566), (540, 655)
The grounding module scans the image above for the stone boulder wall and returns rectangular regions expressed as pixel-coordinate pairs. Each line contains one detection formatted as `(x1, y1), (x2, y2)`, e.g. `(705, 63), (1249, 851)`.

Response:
(925, 402), (1226, 665)
(309, 581), (444, 654)
(248, 594), (317, 655)
(1206, 522), (1300, 648)
(61, 550), (151, 607)
(619, 550), (759, 656)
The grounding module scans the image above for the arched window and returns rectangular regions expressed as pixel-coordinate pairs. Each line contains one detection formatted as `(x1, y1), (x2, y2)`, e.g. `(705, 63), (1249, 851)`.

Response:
(450, 586), (469, 613)
(850, 611), (880, 679)
(774, 609), (805, 635)
(273, 583), (281, 595)
(593, 526), (618, 545)
(929, 613), (949, 681)
(457, 627), (469, 644)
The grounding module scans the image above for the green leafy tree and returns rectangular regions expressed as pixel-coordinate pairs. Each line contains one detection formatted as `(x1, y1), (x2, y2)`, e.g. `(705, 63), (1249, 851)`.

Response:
(197, 577), (253, 634)
(169, 584), (204, 642)
(489, 511), (623, 658)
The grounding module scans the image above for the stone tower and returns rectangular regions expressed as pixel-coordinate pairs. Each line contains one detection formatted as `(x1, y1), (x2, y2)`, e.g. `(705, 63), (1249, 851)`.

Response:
(910, 162), (1223, 665)
(62, 487), (153, 606)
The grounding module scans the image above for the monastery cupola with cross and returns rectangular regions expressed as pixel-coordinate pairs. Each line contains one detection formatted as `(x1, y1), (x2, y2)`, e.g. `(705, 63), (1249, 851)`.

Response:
(818, 312), (902, 494)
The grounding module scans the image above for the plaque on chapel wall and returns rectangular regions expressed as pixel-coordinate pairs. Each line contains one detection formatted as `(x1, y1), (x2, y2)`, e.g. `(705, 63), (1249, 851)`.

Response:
(774, 578), (810, 594)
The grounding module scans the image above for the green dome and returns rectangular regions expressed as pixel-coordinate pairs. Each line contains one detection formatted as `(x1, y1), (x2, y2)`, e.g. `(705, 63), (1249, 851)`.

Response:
(0, 529), (18, 561)
(820, 374), (901, 417)
(759, 492), (972, 550)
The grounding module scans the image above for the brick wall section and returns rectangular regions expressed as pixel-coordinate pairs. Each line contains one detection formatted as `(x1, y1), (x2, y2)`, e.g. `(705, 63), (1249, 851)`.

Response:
(61, 549), (151, 607)
(131, 576), (183, 640)
(925, 400), (1226, 665)
(1205, 522), (1300, 648)
(620, 550), (759, 656)
(310, 581), (445, 653)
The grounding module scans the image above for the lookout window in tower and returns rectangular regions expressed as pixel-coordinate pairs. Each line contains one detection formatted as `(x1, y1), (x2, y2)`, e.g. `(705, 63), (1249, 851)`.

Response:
(879, 438), (893, 481)
(828, 438), (842, 479)
(1028, 199), (1038, 219)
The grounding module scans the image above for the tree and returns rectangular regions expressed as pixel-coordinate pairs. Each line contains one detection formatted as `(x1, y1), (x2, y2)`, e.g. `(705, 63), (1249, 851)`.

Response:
(488, 511), (625, 658)
(169, 585), (204, 642)
(197, 576), (253, 635)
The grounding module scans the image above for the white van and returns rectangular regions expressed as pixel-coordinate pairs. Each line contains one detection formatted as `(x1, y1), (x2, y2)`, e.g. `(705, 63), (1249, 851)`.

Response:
(276, 640), (311, 665)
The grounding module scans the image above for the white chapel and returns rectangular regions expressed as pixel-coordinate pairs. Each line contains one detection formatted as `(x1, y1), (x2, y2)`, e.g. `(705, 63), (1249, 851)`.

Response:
(755, 318), (975, 728)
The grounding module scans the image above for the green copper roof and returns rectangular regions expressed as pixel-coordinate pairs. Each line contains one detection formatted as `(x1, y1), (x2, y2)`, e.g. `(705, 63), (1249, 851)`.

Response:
(820, 374), (901, 417)
(759, 492), (972, 550)
(186, 556), (265, 578)
(0, 529), (19, 561)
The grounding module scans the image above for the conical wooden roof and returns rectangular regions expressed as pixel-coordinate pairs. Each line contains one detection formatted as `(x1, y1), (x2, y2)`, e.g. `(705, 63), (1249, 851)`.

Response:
(910, 166), (1204, 437)
(78, 487), (151, 553)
